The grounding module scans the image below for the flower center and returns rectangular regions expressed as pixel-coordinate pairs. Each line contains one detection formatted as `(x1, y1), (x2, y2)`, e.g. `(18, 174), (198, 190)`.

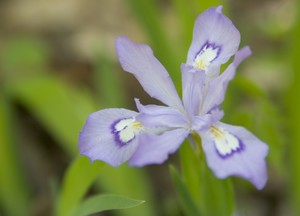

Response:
(111, 117), (143, 146)
(193, 42), (221, 70)
(209, 125), (243, 157)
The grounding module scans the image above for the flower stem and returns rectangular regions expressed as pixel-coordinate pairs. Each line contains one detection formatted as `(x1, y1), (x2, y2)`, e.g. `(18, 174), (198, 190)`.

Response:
(179, 134), (236, 216)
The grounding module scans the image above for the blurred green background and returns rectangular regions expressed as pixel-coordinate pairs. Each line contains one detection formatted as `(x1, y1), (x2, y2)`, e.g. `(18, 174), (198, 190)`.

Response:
(0, 0), (299, 215)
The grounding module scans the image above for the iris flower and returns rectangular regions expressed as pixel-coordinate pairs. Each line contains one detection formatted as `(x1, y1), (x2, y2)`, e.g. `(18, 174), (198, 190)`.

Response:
(79, 6), (268, 189)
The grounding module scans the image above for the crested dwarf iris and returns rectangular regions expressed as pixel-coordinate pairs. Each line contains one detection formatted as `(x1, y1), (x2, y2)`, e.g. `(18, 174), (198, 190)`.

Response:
(78, 6), (268, 189)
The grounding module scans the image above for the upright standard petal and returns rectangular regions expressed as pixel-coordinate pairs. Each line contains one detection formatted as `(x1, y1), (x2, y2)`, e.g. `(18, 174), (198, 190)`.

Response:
(115, 37), (184, 112)
(129, 128), (189, 167)
(199, 122), (269, 190)
(79, 108), (142, 167)
(187, 6), (240, 71)
(135, 99), (188, 128)
(200, 46), (252, 114)
(181, 64), (206, 117)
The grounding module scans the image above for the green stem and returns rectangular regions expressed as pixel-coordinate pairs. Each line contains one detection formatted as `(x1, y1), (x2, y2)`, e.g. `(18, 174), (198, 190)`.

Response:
(180, 133), (235, 216)
(288, 1), (300, 214)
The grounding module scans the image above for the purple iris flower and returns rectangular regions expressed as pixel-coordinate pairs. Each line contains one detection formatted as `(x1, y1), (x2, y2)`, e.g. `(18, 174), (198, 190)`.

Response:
(78, 6), (268, 189)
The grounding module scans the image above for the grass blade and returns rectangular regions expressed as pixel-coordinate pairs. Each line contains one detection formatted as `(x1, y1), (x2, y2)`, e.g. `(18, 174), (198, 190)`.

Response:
(0, 93), (31, 216)
(73, 194), (145, 216)
(55, 157), (103, 216)
(169, 165), (201, 216)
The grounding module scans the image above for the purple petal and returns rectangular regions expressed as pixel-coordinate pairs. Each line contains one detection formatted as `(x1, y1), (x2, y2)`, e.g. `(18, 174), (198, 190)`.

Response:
(192, 114), (214, 131)
(187, 6), (240, 68)
(135, 99), (188, 128)
(191, 108), (224, 131)
(115, 37), (184, 112)
(201, 46), (252, 113)
(78, 108), (140, 167)
(181, 63), (206, 116)
(199, 122), (269, 190)
(129, 128), (189, 167)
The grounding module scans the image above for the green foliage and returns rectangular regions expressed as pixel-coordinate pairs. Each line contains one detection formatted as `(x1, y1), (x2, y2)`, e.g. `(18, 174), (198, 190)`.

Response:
(170, 165), (202, 216)
(96, 165), (156, 216)
(0, 94), (31, 216)
(171, 0), (222, 51)
(55, 157), (103, 216)
(226, 76), (285, 175)
(94, 54), (127, 107)
(126, 0), (182, 90)
(0, 37), (48, 78)
(73, 194), (145, 216)
(0, 0), (296, 215)
(178, 138), (235, 216)
(7, 74), (96, 155)
(287, 1), (300, 215)
(55, 157), (146, 216)
(1, 37), (153, 216)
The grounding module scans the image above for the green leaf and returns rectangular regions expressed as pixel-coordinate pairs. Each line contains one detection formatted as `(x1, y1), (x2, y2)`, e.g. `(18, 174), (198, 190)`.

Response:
(7, 74), (97, 156)
(287, 1), (300, 215)
(180, 137), (235, 216)
(73, 194), (145, 216)
(179, 139), (202, 205)
(0, 94), (31, 216)
(256, 100), (285, 175)
(55, 157), (103, 216)
(225, 77), (285, 176)
(7, 72), (155, 216)
(170, 0), (196, 54)
(169, 165), (201, 216)
(94, 53), (126, 107)
(96, 165), (156, 216)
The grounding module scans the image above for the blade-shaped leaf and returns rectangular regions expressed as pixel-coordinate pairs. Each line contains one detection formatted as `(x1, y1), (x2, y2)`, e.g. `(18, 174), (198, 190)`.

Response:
(94, 53), (126, 107)
(7, 74), (155, 216)
(180, 137), (235, 216)
(0, 94), (31, 216)
(287, 1), (300, 215)
(96, 165), (156, 216)
(7, 75), (97, 156)
(169, 165), (201, 216)
(55, 157), (103, 216)
(73, 194), (145, 216)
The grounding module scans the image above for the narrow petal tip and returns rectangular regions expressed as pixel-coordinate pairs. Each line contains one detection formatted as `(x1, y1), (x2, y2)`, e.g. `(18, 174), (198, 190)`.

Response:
(216, 5), (223, 13)
(233, 46), (252, 66)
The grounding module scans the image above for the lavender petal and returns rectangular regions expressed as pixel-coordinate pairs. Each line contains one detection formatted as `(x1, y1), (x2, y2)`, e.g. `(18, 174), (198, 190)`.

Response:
(129, 128), (189, 167)
(187, 6), (240, 68)
(78, 108), (140, 167)
(181, 63), (206, 116)
(201, 46), (252, 114)
(135, 99), (188, 128)
(115, 36), (184, 112)
(199, 121), (269, 190)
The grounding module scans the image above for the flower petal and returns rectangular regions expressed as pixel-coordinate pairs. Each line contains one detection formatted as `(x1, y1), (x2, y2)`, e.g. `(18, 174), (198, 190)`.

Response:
(192, 108), (224, 132)
(187, 6), (240, 69)
(199, 122), (269, 190)
(135, 99), (188, 128)
(129, 128), (189, 167)
(78, 108), (140, 167)
(181, 63), (206, 116)
(192, 114), (214, 131)
(200, 46), (252, 114)
(115, 36), (184, 111)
